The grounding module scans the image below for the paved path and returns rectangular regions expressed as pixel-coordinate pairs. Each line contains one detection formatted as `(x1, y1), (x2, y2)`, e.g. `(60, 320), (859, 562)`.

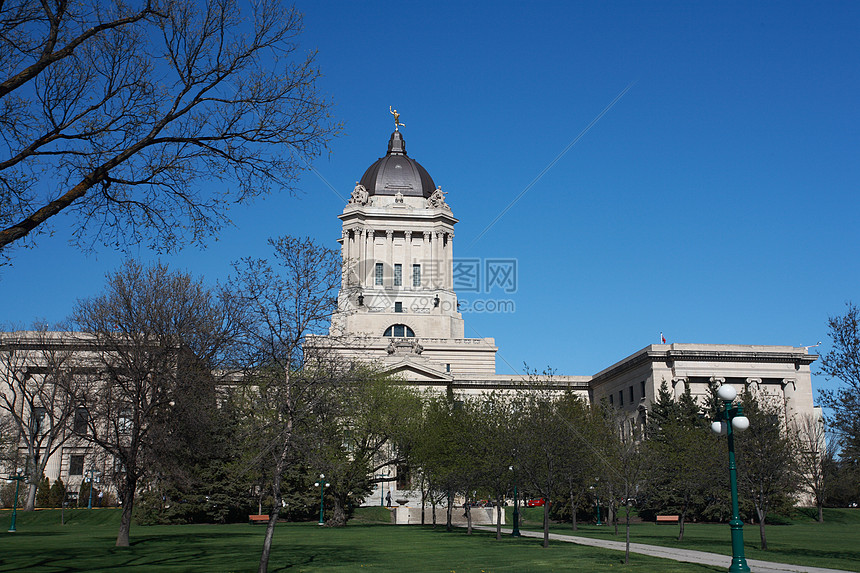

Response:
(473, 526), (854, 573)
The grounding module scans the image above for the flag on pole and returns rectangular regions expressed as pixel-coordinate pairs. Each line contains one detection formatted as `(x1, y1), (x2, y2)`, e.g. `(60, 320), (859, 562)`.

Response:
(660, 332), (666, 344)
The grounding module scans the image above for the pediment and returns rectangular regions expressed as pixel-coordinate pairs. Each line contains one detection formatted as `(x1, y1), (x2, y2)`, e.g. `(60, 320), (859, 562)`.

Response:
(380, 354), (452, 382)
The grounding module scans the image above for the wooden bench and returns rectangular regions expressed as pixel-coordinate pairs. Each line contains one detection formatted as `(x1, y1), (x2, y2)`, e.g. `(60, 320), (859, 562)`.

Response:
(249, 515), (269, 524)
(656, 515), (679, 524)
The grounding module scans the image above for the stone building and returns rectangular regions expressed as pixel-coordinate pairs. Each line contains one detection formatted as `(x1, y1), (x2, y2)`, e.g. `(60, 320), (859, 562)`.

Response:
(1, 124), (821, 513)
(309, 125), (821, 506)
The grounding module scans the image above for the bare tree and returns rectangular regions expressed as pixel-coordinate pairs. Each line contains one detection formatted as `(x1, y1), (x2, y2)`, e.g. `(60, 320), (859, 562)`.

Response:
(0, 0), (338, 259)
(0, 325), (93, 510)
(226, 235), (341, 573)
(793, 413), (829, 522)
(72, 260), (235, 547)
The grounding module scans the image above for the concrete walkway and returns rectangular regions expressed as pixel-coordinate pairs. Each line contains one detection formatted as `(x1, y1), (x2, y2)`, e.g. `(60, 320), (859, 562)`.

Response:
(473, 526), (854, 573)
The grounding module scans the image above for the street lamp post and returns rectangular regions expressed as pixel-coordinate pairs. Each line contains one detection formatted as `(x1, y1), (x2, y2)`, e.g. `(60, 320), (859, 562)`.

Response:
(590, 483), (603, 526)
(378, 472), (388, 507)
(313, 474), (329, 526)
(84, 468), (101, 510)
(6, 470), (25, 533)
(710, 384), (751, 573)
(508, 465), (520, 537)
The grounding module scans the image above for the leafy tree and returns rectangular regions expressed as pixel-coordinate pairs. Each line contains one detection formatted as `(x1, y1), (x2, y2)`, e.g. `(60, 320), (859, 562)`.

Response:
(736, 391), (799, 549)
(0, 0), (338, 260)
(516, 380), (567, 548)
(314, 371), (421, 527)
(72, 260), (236, 546)
(554, 392), (601, 532)
(819, 302), (860, 467)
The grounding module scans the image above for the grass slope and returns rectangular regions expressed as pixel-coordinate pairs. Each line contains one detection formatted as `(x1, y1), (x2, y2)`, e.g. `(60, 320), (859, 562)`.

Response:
(0, 507), (856, 572)
(0, 508), (718, 572)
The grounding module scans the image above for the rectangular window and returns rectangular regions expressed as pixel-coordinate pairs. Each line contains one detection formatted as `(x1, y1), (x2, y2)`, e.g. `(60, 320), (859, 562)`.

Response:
(619, 391), (624, 406)
(375, 263), (383, 286)
(640, 380), (646, 398)
(118, 408), (133, 434)
(394, 264), (402, 286)
(629, 386), (634, 402)
(31, 406), (47, 436)
(69, 454), (85, 476)
(609, 394), (614, 406)
(394, 302), (403, 313)
(74, 408), (88, 435)
(412, 264), (421, 287)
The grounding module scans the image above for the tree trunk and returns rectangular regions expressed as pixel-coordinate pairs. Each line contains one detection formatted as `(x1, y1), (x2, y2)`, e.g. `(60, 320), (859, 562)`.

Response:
(330, 495), (347, 526)
(116, 476), (137, 547)
(420, 480), (426, 525)
(24, 481), (37, 511)
(432, 498), (437, 528)
(259, 469), (283, 573)
(446, 491), (453, 532)
(625, 502), (631, 565)
(817, 503), (823, 523)
(542, 500), (550, 548)
(570, 492), (578, 531)
(756, 506), (768, 550)
(678, 512), (686, 542)
(465, 501), (472, 535)
(495, 498), (502, 540)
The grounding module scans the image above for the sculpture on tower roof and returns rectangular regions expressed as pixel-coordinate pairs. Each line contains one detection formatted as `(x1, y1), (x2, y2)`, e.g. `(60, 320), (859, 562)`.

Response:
(427, 186), (449, 210)
(390, 106), (405, 131)
(349, 182), (369, 206)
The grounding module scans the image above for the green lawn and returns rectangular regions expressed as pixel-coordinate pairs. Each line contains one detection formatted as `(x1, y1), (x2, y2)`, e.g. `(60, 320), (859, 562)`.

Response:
(0, 508), (720, 573)
(0, 507), (856, 572)
(516, 508), (860, 572)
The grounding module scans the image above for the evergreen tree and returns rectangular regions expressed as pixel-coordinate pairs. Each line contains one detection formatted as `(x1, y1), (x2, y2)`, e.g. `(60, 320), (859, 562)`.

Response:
(36, 477), (50, 507)
(48, 478), (66, 508)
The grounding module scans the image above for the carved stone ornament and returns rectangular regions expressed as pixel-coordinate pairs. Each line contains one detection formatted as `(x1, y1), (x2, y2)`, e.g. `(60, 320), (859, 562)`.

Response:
(426, 186), (450, 209)
(411, 340), (424, 355)
(349, 182), (370, 206)
(386, 340), (396, 355)
(394, 191), (404, 203)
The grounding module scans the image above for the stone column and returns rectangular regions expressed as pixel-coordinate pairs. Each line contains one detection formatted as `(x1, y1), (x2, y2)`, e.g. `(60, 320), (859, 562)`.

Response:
(386, 230), (394, 288)
(446, 233), (454, 290)
(782, 378), (797, 422)
(357, 228), (366, 286)
(367, 229), (376, 287)
(672, 377), (687, 399)
(745, 377), (761, 396)
(423, 231), (432, 289)
(404, 231), (413, 288)
(434, 231), (444, 288)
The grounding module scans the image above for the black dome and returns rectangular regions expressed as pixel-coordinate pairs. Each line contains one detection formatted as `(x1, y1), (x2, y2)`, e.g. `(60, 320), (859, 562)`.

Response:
(359, 131), (436, 198)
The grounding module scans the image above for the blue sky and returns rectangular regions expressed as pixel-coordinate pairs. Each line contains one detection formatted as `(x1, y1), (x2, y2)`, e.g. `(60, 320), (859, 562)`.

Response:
(1, 1), (858, 400)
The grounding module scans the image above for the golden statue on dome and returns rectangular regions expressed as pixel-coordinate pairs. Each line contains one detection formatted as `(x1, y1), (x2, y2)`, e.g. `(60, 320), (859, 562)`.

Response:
(390, 106), (405, 131)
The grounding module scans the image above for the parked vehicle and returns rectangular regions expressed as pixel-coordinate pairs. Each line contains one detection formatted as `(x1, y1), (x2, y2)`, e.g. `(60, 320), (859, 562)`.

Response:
(526, 498), (545, 507)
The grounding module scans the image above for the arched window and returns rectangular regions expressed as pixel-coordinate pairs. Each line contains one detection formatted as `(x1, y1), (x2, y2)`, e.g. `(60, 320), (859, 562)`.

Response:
(383, 324), (415, 337)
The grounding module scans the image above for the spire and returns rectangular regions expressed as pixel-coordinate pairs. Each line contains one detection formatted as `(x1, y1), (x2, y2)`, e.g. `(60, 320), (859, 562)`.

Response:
(387, 130), (406, 155)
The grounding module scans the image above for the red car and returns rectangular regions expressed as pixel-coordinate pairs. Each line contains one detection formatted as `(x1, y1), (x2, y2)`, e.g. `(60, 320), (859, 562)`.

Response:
(526, 498), (545, 507)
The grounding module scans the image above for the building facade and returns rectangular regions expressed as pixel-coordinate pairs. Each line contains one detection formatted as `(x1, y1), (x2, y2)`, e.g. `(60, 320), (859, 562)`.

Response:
(310, 125), (821, 506)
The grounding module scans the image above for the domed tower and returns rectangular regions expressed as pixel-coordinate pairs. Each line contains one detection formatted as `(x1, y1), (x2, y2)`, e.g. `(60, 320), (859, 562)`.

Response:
(321, 121), (497, 381)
